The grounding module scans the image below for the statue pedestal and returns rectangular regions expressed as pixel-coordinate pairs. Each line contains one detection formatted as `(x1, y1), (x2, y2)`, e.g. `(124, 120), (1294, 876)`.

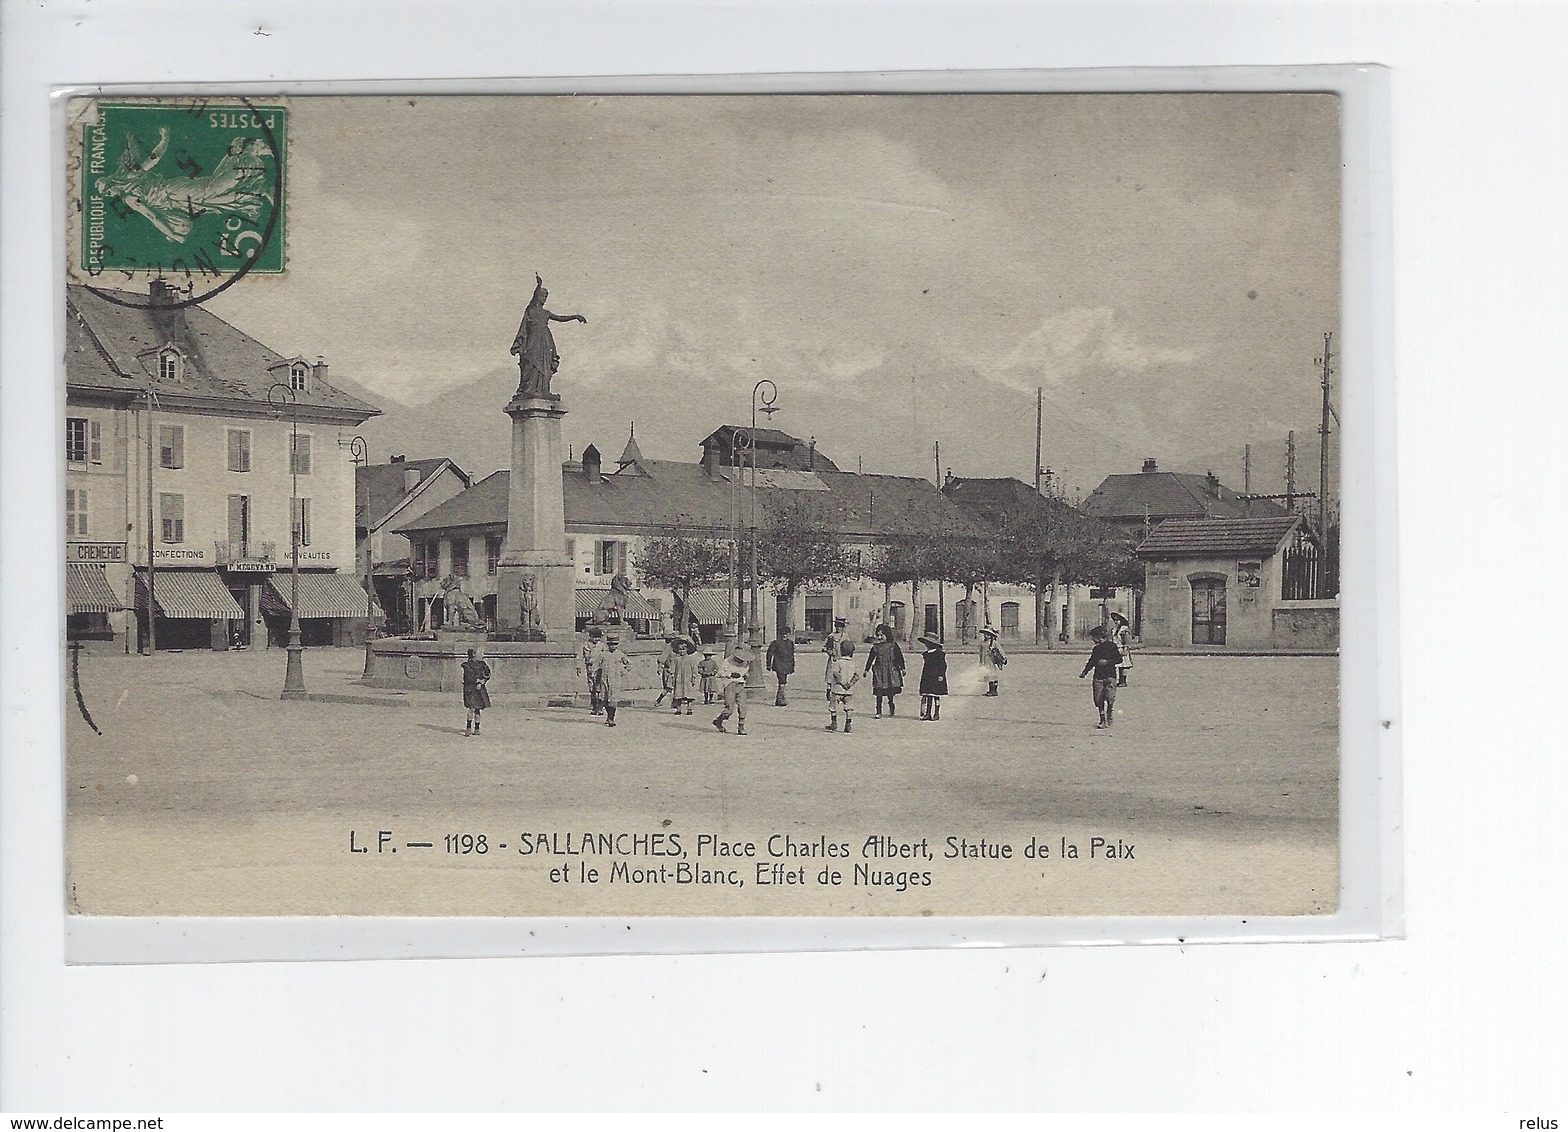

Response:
(495, 394), (575, 642)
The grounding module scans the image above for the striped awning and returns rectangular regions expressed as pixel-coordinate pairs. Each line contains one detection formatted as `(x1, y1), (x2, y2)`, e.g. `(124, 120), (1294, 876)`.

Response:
(263, 572), (373, 619)
(575, 587), (661, 620)
(67, 563), (124, 614)
(134, 569), (245, 619)
(680, 588), (732, 627)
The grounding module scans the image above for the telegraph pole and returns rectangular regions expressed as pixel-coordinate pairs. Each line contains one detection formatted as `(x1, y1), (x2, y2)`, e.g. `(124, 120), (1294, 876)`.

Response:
(1315, 331), (1337, 534)
(1243, 444), (1252, 495)
(1034, 387), (1043, 495)
(1285, 430), (1298, 512)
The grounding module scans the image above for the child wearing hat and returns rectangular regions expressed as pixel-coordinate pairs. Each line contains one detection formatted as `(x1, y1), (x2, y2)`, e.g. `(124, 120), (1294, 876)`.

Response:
(978, 625), (1007, 697)
(823, 616), (848, 702)
(670, 637), (699, 715)
(1080, 624), (1123, 729)
(697, 646), (720, 705)
(825, 638), (861, 732)
(712, 654), (750, 735)
(582, 627), (606, 715)
(917, 635), (948, 721)
(461, 647), (491, 736)
(595, 633), (632, 727)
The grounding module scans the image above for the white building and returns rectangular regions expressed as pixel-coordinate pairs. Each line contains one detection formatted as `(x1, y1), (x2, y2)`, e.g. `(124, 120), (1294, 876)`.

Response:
(65, 282), (379, 650)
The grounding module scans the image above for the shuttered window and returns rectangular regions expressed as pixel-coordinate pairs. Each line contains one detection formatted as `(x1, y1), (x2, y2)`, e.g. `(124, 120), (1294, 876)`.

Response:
(66, 488), (89, 537)
(290, 497), (312, 547)
(159, 425), (185, 470)
(227, 429), (251, 472)
(159, 493), (184, 544)
(289, 432), (312, 476)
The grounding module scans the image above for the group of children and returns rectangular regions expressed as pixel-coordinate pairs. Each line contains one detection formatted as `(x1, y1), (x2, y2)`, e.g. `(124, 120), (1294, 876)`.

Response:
(461, 612), (1133, 737)
(649, 633), (751, 732)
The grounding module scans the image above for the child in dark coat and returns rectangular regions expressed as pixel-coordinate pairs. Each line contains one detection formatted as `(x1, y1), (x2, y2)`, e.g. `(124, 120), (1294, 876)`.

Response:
(1080, 625), (1123, 729)
(917, 635), (948, 721)
(461, 648), (491, 736)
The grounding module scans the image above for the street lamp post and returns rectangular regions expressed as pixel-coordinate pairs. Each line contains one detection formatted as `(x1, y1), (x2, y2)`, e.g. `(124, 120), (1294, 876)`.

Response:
(746, 379), (779, 691)
(270, 383), (307, 700)
(346, 435), (377, 677)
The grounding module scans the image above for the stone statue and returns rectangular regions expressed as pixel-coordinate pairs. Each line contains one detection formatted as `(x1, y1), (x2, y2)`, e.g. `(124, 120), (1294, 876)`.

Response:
(518, 573), (537, 627)
(440, 574), (483, 630)
(510, 273), (587, 400)
(607, 573), (633, 621)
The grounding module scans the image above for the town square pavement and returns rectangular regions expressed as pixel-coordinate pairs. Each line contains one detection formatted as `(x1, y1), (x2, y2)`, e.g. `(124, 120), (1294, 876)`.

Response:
(64, 644), (1338, 918)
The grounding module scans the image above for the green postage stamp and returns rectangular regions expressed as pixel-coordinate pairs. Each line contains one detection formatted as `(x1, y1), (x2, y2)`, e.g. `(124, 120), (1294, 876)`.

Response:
(75, 99), (287, 287)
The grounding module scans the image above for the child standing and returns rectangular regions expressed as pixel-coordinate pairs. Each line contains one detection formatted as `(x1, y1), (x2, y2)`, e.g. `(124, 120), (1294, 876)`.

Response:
(979, 625), (1007, 697)
(863, 624), (905, 718)
(1111, 612), (1134, 687)
(697, 646), (720, 704)
(711, 654), (749, 735)
(461, 647), (491, 736)
(595, 633), (632, 727)
(825, 639), (861, 732)
(581, 628), (606, 715)
(1079, 625), (1123, 729)
(670, 638), (699, 715)
(917, 635), (948, 721)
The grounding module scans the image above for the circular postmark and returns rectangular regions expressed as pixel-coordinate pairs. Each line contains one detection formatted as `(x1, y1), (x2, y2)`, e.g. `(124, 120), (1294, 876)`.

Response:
(78, 97), (287, 310)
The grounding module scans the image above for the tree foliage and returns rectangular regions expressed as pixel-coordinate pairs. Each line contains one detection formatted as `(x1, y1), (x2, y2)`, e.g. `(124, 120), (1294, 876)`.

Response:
(756, 494), (855, 628)
(635, 525), (734, 633)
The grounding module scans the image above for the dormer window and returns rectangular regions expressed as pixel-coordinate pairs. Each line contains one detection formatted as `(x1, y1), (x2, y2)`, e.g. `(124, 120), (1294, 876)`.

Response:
(290, 362), (310, 392)
(158, 349), (182, 382)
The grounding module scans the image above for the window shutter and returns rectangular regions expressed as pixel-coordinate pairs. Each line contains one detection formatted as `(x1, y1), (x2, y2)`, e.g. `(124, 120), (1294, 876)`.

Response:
(172, 426), (184, 469)
(88, 420), (102, 464)
(228, 430), (251, 472)
(291, 433), (312, 475)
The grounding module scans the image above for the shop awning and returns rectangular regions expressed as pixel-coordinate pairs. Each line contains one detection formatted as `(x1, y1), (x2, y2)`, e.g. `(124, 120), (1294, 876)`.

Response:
(67, 564), (125, 614)
(679, 588), (732, 627)
(262, 572), (373, 619)
(575, 587), (662, 620)
(134, 569), (245, 619)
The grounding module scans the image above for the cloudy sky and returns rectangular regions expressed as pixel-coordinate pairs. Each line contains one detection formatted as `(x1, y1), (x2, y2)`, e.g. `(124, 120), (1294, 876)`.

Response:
(209, 93), (1340, 495)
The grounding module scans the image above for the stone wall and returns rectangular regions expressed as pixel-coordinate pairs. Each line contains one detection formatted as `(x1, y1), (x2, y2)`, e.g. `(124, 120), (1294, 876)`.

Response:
(1272, 601), (1339, 650)
(366, 634), (665, 694)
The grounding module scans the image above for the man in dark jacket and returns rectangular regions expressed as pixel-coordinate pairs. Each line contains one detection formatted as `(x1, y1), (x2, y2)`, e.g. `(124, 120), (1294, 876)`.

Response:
(766, 633), (796, 706)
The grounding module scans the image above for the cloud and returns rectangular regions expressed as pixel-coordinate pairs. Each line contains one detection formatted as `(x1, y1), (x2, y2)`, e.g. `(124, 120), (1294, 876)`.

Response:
(992, 307), (1200, 392)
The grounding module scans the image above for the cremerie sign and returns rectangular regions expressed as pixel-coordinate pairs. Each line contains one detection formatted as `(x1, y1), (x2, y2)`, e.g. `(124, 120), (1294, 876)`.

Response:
(68, 541), (126, 562)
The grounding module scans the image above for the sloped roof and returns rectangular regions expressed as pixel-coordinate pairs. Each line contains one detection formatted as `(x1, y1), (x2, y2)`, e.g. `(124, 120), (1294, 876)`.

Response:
(66, 284), (380, 421)
(1083, 470), (1286, 523)
(397, 461), (995, 541)
(356, 459), (468, 529)
(1135, 516), (1301, 559)
(943, 476), (1085, 529)
(700, 424), (842, 472)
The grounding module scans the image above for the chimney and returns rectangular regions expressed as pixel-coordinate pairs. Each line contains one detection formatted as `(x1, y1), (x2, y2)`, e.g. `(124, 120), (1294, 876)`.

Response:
(312, 356), (329, 386)
(390, 454), (405, 463)
(808, 437), (816, 471)
(1141, 458), (1158, 474)
(1205, 470), (1220, 496)
(582, 443), (602, 485)
(701, 440), (719, 477)
(148, 279), (175, 304)
(403, 467), (421, 493)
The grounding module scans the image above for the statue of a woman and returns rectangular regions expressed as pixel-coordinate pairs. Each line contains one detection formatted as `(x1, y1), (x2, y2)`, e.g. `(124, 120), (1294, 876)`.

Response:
(510, 274), (587, 399)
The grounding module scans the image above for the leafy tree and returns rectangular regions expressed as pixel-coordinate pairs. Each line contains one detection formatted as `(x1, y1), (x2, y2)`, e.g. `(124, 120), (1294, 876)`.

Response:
(864, 534), (919, 632)
(755, 494), (855, 632)
(635, 524), (734, 635)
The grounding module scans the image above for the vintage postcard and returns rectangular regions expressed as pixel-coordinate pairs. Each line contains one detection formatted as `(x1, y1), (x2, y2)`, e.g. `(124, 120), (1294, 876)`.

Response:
(62, 91), (1350, 924)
